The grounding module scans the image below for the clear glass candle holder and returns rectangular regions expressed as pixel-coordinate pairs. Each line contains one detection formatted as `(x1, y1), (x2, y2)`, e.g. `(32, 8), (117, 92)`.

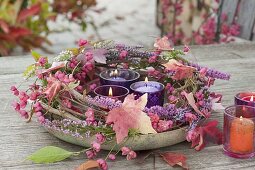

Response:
(223, 105), (255, 159)
(100, 69), (140, 90)
(94, 85), (129, 102)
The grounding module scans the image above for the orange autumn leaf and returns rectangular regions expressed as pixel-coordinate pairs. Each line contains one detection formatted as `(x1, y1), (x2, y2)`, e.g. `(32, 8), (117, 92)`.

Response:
(76, 160), (99, 170)
(160, 152), (189, 170)
(163, 59), (195, 80)
(106, 94), (157, 144)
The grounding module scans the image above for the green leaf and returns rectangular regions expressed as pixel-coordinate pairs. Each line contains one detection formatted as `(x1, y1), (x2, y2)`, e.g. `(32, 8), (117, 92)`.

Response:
(31, 50), (41, 61)
(26, 146), (74, 163)
(67, 81), (80, 90)
(23, 64), (36, 78)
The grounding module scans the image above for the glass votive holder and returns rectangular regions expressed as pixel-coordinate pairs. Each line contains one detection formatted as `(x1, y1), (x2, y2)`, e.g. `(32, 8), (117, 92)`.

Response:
(99, 69), (140, 90)
(235, 92), (255, 107)
(223, 105), (255, 159)
(130, 81), (165, 108)
(94, 85), (129, 102)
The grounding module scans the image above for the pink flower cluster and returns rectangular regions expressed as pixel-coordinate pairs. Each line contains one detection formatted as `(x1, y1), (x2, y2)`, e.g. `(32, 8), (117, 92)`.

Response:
(33, 101), (45, 124)
(119, 50), (128, 60)
(55, 71), (75, 84)
(147, 68), (162, 80)
(73, 52), (94, 85)
(38, 57), (47, 67)
(160, 1), (240, 45)
(194, 13), (240, 45)
(85, 108), (97, 125)
(85, 133), (107, 161)
(97, 159), (108, 170)
(148, 112), (173, 132)
(10, 86), (45, 123)
(121, 147), (137, 160)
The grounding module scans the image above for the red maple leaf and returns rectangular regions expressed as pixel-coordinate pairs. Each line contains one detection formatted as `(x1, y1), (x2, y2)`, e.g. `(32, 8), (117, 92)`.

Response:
(106, 94), (156, 144)
(160, 152), (189, 170)
(189, 120), (223, 151)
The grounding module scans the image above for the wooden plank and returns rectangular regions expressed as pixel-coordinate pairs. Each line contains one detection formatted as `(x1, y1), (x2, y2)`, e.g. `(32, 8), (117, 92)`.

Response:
(237, 0), (255, 40)
(2, 43), (255, 169)
(221, 0), (239, 25)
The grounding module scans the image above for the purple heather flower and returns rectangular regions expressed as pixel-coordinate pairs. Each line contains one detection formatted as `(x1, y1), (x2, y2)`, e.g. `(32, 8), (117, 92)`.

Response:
(186, 62), (230, 80)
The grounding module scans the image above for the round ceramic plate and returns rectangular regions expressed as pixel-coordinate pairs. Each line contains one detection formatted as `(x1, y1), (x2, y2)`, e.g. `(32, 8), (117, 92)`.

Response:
(45, 126), (187, 151)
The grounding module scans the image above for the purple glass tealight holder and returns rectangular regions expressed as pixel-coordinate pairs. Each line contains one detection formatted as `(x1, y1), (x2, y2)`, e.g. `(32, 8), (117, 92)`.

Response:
(100, 69), (140, 90)
(223, 105), (255, 159)
(130, 80), (165, 108)
(235, 92), (255, 107)
(94, 85), (129, 102)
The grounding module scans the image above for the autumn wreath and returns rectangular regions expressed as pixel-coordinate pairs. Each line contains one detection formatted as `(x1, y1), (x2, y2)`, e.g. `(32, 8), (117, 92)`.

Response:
(11, 37), (229, 169)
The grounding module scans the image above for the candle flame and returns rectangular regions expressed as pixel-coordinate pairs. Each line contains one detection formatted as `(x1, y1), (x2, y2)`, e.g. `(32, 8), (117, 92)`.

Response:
(114, 69), (118, 75)
(250, 96), (254, 101)
(110, 69), (118, 77)
(145, 77), (148, 83)
(109, 87), (113, 97)
(240, 116), (243, 120)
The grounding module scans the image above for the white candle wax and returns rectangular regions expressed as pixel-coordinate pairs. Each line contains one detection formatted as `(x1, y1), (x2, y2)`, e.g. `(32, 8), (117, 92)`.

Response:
(109, 77), (126, 81)
(135, 86), (159, 93)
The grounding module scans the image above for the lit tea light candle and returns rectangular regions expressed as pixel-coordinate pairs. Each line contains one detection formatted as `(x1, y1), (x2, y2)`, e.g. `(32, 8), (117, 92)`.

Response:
(235, 92), (255, 107)
(130, 77), (164, 108)
(230, 116), (254, 154)
(100, 69), (140, 90)
(108, 87), (113, 97)
(242, 95), (254, 102)
(94, 85), (129, 101)
(109, 69), (125, 80)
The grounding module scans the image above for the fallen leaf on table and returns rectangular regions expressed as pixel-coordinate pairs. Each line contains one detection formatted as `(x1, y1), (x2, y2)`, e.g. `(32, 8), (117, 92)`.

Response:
(190, 120), (223, 151)
(106, 93), (156, 144)
(26, 146), (74, 163)
(160, 152), (189, 170)
(76, 160), (99, 170)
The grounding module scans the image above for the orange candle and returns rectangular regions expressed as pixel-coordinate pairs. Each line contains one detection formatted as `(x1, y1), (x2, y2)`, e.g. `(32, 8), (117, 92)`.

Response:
(230, 116), (254, 153)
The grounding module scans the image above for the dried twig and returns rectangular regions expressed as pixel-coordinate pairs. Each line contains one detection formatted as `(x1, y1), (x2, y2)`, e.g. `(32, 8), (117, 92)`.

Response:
(40, 102), (80, 121)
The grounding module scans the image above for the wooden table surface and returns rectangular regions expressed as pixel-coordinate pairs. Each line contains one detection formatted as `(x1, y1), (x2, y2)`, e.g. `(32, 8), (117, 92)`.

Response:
(1, 43), (255, 170)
